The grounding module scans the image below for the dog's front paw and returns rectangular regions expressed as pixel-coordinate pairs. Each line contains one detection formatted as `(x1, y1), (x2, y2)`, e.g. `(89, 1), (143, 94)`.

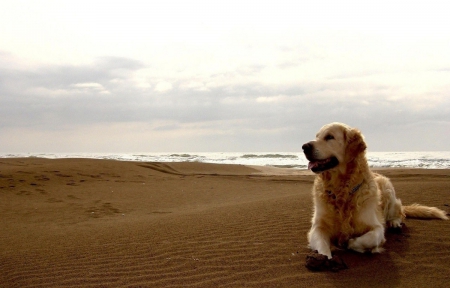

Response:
(348, 238), (365, 253)
(348, 238), (384, 254)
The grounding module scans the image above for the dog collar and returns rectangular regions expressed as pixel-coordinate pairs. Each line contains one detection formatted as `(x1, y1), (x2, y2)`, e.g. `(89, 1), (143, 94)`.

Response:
(350, 181), (364, 195)
(325, 181), (364, 199)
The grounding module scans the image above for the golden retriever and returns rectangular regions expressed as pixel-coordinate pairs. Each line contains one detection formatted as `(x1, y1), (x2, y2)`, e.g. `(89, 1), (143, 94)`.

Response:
(302, 122), (448, 258)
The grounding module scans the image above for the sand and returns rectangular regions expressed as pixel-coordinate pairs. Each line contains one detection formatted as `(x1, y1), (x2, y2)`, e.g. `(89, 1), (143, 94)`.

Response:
(1, 158), (449, 287)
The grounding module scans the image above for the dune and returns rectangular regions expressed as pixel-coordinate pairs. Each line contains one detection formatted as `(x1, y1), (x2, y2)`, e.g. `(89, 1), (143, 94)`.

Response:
(1, 158), (449, 287)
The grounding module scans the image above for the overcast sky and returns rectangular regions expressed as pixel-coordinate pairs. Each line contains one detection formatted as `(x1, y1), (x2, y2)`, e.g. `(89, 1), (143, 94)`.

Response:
(1, 0), (449, 153)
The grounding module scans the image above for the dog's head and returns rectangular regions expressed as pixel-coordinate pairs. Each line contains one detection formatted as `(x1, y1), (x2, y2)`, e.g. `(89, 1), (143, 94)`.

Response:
(302, 122), (367, 173)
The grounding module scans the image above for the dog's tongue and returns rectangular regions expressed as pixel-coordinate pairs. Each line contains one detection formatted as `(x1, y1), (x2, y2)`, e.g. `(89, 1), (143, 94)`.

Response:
(308, 159), (331, 170)
(308, 161), (318, 170)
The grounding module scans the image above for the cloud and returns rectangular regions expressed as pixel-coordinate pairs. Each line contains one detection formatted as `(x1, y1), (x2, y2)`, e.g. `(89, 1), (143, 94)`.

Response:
(1, 54), (449, 137)
(1, 0), (450, 153)
(154, 81), (173, 93)
(70, 82), (110, 95)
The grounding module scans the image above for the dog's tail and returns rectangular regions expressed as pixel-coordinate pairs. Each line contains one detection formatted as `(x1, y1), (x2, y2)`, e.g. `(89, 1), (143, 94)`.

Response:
(403, 204), (448, 220)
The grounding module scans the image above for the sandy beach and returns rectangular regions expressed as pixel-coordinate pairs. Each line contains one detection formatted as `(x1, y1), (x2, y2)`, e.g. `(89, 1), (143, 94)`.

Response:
(1, 158), (449, 287)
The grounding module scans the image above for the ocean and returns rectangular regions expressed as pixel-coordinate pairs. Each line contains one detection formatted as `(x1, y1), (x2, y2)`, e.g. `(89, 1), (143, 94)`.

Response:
(2, 151), (450, 169)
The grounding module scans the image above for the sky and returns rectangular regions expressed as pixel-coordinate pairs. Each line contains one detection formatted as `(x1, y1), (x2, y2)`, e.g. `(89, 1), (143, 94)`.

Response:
(1, 0), (449, 153)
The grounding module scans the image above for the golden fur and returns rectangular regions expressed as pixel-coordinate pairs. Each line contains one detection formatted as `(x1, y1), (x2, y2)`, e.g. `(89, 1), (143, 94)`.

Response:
(302, 122), (448, 258)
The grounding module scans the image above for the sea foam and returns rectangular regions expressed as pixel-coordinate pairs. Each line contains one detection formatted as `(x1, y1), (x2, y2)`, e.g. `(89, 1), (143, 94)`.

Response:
(2, 151), (450, 169)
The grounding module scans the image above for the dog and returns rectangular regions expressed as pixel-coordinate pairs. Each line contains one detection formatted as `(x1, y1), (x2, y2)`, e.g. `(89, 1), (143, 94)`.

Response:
(302, 122), (448, 259)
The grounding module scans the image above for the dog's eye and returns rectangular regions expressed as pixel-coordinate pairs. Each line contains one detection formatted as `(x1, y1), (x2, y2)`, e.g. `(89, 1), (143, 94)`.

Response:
(324, 134), (334, 141)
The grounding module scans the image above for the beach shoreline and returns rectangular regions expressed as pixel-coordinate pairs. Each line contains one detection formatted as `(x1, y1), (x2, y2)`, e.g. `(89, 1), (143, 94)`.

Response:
(1, 158), (449, 287)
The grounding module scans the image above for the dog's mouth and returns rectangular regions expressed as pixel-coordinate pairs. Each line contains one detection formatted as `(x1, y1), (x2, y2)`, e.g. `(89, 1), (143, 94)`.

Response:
(307, 157), (339, 173)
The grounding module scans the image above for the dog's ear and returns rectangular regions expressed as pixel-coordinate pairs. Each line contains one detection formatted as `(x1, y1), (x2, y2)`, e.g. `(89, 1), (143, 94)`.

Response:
(345, 128), (367, 157)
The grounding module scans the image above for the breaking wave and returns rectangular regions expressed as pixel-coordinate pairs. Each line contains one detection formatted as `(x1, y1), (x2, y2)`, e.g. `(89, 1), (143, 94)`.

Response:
(2, 151), (450, 169)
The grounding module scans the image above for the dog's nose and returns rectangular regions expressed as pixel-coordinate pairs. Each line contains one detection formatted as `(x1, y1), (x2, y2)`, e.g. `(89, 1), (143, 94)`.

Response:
(302, 142), (313, 154)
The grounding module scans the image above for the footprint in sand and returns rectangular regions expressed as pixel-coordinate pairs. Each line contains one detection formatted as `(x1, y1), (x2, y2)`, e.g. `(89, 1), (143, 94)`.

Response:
(87, 201), (121, 218)
(66, 180), (79, 186)
(35, 175), (50, 181)
(16, 190), (32, 195)
(36, 188), (47, 195)
(47, 198), (64, 203)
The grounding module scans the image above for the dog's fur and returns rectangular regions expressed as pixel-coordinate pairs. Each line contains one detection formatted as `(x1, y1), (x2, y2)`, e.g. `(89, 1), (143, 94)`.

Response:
(302, 122), (448, 258)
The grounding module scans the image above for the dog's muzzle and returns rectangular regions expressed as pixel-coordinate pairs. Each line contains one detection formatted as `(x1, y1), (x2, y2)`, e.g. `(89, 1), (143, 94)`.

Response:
(302, 141), (339, 173)
(302, 142), (315, 160)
